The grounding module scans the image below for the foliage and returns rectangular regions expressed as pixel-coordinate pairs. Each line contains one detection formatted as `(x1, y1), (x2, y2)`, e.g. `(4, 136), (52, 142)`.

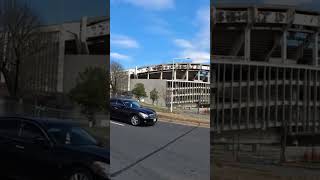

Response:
(132, 83), (147, 100)
(69, 67), (107, 127)
(0, 3), (48, 98)
(150, 88), (159, 104)
(110, 61), (125, 96)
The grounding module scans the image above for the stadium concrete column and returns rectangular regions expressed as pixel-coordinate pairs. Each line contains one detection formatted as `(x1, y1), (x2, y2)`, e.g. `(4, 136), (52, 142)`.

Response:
(57, 28), (65, 93)
(80, 16), (89, 54)
(313, 31), (319, 66)
(244, 26), (251, 61)
(282, 30), (288, 63)
(160, 70), (163, 80)
(186, 64), (189, 81)
(128, 72), (131, 91)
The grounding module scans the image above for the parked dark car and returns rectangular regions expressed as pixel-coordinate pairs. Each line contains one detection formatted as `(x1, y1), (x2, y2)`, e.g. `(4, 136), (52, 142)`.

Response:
(110, 98), (158, 126)
(0, 116), (110, 180)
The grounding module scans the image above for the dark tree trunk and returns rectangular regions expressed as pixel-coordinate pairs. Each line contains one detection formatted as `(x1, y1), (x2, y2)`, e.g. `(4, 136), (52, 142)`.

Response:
(280, 125), (287, 163)
(14, 47), (21, 98)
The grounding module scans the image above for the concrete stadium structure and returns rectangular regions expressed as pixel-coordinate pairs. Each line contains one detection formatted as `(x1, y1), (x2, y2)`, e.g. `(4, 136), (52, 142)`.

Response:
(120, 63), (210, 108)
(211, 4), (320, 162)
(2, 16), (108, 96)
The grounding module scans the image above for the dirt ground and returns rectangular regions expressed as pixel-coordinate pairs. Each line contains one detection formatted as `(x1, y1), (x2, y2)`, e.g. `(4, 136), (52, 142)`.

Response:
(212, 162), (320, 180)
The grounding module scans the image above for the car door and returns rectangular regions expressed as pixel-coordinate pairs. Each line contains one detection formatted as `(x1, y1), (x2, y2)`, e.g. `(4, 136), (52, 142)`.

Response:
(0, 118), (21, 177)
(116, 100), (130, 120)
(17, 121), (57, 179)
(110, 99), (118, 119)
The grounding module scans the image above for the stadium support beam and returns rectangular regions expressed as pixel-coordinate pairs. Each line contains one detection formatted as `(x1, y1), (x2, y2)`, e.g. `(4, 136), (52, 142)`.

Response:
(295, 33), (313, 61)
(265, 33), (281, 62)
(313, 32), (319, 66)
(244, 26), (251, 61)
(230, 32), (244, 56)
(282, 30), (288, 63)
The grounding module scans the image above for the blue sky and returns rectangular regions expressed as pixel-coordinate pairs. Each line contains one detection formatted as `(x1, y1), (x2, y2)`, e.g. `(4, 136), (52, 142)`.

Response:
(111, 0), (210, 69)
(215, 0), (320, 11)
(16, 0), (108, 24)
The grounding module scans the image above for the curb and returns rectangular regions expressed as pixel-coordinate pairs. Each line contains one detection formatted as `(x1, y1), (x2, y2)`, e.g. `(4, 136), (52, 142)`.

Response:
(157, 112), (210, 128)
(215, 160), (320, 171)
(281, 163), (320, 170)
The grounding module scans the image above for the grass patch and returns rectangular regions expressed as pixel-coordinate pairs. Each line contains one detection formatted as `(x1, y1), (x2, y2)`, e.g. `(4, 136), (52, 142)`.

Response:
(141, 102), (170, 113)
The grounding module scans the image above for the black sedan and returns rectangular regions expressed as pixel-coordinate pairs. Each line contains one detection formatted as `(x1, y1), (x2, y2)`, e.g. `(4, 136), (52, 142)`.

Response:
(0, 116), (110, 180)
(110, 98), (158, 126)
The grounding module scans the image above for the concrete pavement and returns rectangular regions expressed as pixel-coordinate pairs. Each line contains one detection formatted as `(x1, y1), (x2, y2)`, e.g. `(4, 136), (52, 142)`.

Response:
(110, 120), (210, 180)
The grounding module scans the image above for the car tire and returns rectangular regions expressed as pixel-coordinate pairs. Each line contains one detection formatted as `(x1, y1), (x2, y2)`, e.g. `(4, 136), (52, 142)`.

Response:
(130, 114), (140, 126)
(69, 168), (93, 180)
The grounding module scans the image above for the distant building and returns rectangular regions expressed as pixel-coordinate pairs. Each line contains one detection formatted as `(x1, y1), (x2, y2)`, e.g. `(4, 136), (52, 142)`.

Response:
(1, 16), (109, 105)
(118, 63), (210, 108)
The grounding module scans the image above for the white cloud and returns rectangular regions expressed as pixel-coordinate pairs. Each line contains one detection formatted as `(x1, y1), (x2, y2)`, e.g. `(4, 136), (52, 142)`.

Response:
(111, 52), (131, 61)
(174, 39), (194, 49)
(173, 7), (210, 64)
(111, 35), (140, 49)
(113, 0), (175, 10)
(181, 50), (210, 63)
(263, 0), (313, 5)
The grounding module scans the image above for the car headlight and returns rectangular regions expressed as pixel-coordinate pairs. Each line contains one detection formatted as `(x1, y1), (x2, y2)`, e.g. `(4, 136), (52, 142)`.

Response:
(92, 161), (109, 178)
(139, 112), (148, 119)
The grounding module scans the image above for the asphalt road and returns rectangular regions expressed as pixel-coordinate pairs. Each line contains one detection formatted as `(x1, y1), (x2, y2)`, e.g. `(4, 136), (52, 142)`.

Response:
(110, 119), (210, 180)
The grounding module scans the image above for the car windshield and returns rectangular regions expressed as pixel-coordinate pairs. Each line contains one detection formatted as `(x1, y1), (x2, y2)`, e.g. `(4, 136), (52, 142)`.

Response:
(123, 100), (141, 108)
(47, 125), (97, 146)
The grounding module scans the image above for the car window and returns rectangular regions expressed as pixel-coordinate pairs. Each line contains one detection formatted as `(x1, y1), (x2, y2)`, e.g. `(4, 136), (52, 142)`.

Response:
(0, 119), (19, 138)
(123, 100), (140, 108)
(21, 122), (45, 140)
(117, 100), (125, 106)
(47, 125), (97, 145)
(110, 99), (117, 105)
(69, 127), (97, 145)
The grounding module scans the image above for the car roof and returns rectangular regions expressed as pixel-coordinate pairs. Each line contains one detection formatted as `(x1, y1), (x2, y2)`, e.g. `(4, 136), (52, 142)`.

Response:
(0, 115), (77, 128)
(111, 97), (136, 101)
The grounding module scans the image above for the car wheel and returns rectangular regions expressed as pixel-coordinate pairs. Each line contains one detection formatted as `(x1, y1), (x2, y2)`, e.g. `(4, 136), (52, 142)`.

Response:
(130, 115), (140, 126)
(69, 168), (93, 180)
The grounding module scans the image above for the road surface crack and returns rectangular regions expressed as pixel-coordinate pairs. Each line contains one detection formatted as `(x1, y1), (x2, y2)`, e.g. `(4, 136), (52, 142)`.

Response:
(110, 126), (199, 178)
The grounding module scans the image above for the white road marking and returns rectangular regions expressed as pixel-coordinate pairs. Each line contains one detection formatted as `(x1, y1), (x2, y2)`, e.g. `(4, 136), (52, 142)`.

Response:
(111, 121), (125, 126)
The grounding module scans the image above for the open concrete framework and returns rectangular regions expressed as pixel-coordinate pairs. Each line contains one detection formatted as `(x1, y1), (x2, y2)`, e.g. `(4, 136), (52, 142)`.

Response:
(126, 63), (210, 106)
(212, 5), (320, 135)
(211, 5), (320, 162)
(166, 80), (210, 106)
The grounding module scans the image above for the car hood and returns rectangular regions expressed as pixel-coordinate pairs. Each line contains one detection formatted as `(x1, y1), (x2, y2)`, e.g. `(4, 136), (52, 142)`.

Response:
(67, 145), (110, 163)
(135, 107), (156, 114)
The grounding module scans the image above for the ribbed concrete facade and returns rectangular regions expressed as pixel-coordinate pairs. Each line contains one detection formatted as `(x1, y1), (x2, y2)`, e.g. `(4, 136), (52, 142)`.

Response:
(212, 5), (320, 136)
(124, 63), (210, 107)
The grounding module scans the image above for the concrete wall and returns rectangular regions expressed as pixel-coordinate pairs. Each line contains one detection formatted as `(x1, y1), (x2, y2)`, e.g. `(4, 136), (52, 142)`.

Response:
(130, 79), (167, 107)
(63, 55), (108, 93)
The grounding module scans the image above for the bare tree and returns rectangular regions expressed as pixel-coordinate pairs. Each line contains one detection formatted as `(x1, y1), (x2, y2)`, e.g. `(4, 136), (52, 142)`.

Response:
(110, 61), (125, 96)
(0, 2), (49, 99)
